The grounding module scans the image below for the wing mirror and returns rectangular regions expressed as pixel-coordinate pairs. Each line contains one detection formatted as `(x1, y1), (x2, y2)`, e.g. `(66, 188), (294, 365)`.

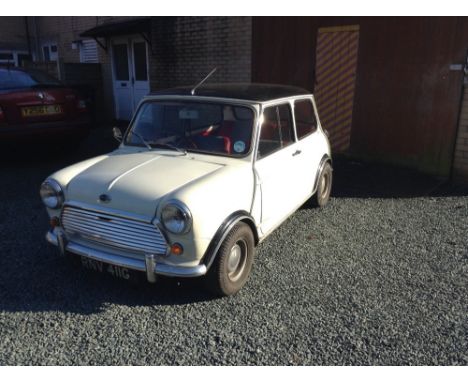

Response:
(113, 127), (123, 142)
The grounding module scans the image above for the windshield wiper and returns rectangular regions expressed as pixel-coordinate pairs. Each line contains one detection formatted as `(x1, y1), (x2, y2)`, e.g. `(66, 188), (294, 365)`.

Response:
(131, 131), (152, 150)
(150, 142), (187, 155)
(130, 131), (186, 154)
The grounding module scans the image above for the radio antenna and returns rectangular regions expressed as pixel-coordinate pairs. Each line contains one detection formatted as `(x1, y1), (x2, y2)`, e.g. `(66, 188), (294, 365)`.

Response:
(191, 68), (217, 95)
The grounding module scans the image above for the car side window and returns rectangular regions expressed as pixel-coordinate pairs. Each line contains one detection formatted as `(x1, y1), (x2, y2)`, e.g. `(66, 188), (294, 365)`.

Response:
(294, 99), (317, 140)
(257, 104), (295, 159)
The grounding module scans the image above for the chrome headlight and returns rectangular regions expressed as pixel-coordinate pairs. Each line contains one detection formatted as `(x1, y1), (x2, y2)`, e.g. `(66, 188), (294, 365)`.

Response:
(40, 179), (64, 209)
(161, 200), (192, 234)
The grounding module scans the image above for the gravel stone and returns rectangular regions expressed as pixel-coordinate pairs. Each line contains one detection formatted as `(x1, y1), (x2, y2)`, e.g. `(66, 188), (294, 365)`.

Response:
(0, 128), (467, 365)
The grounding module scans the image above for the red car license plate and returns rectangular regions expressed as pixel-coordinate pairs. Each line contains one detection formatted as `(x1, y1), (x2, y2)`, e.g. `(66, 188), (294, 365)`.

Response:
(21, 104), (62, 117)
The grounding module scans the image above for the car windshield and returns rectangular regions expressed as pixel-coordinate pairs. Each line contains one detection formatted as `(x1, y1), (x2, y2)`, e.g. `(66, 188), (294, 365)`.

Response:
(125, 101), (255, 157)
(0, 68), (62, 90)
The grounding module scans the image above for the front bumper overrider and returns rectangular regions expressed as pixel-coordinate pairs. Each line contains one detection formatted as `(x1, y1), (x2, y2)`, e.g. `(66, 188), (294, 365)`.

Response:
(46, 229), (207, 283)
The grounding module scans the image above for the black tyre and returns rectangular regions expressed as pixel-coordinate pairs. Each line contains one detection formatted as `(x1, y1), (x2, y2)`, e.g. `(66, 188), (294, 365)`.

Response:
(312, 162), (333, 207)
(205, 222), (255, 296)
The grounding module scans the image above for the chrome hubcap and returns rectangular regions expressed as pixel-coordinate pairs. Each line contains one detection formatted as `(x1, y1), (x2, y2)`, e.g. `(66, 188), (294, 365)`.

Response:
(228, 244), (241, 271)
(227, 240), (247, 282)
(321, 171), (330, 199)
(321, 175), (326, 192)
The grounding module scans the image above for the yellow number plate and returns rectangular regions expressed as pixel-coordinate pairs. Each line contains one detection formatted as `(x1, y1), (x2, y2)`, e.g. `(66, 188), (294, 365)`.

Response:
(21, 105), (62, 117)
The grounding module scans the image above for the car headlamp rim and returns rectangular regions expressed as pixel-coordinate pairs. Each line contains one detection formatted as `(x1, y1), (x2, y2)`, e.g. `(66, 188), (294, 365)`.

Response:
(161, 200), (192, 235)
(40, 179), (64, 209)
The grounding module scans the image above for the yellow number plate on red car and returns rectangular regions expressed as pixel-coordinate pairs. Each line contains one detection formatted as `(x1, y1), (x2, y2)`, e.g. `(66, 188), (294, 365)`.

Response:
(21, 105), (62, 117)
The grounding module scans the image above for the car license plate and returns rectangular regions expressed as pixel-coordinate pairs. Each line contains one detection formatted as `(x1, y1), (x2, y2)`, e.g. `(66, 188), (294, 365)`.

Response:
(21, 104), (62, 117)
(80, 256), (132, 281)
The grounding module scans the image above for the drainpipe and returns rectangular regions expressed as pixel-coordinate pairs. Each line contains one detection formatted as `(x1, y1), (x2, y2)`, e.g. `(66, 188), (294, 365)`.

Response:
(31, 16), (40, 61)
(24, 16), (32, 64)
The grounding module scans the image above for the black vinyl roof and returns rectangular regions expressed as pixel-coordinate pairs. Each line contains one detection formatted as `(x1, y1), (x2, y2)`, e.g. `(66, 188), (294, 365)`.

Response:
(149, 83), (311, 102)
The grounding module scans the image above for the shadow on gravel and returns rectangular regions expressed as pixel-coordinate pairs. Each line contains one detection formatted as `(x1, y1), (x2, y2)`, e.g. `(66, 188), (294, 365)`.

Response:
(0, 126), (220, 314)
(0, 256), (219, 315)
(331, 156), (468, 199)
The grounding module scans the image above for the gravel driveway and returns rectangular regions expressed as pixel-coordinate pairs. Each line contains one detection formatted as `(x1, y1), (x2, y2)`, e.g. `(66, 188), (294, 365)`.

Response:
(0, 128), (467, 365)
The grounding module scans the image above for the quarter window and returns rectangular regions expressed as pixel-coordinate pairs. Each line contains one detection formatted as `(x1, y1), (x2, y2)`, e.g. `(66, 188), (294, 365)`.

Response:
(257, 104), (295, 159)
(294, 99), (317, 139)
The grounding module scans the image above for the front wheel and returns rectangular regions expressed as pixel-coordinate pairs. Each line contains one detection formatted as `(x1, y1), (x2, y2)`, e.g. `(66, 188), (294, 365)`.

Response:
(205, 222), (255, 296)
(311, 161), (333, 207)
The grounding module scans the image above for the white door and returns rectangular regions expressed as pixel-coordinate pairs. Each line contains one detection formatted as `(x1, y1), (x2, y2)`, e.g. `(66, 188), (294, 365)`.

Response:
(111, 37), (150, 120)
(112, 40), (133, 120)
(130, 40), (150, 110)
(254, 102), (305, 235)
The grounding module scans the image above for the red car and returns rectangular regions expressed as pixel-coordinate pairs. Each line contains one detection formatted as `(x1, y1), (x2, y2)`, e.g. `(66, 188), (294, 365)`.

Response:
(0, 67), (90, 142)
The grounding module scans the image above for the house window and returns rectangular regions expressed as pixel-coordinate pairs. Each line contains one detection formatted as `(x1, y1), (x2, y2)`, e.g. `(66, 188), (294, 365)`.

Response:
(0, 53), (14, 60)
(17, 54), (32, 67)
(0, 51), (31, 67)
(0, 52), (15, 67)
(79, 39), (99, 63)
(42, 43), (58, 62)
(133, 42), (147, 80)
(43, 46), (50, 61)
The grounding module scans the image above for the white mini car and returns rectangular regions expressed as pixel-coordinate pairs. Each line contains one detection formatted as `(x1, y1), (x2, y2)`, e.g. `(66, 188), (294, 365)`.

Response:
(41, 83), (332, 296)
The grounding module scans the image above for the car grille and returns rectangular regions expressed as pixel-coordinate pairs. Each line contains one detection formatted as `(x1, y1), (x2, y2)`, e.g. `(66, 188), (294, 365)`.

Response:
(61, 206), (167, 255)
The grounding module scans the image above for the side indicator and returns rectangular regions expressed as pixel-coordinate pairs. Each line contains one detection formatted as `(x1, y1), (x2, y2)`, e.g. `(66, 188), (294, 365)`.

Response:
(170, 243), (184, 256)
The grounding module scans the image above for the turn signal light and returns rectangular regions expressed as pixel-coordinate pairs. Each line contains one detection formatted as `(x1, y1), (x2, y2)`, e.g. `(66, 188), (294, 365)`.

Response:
(170, 243), (184, 256)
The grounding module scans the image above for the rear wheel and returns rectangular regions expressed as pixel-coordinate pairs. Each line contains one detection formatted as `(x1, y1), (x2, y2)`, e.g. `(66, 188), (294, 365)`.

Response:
(312, 162), (333, 207)
(205, 222), (255, 296)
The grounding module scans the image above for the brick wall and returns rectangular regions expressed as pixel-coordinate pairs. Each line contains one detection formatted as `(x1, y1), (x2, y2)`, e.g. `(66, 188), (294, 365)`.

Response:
(453, 81), (468, 184)
(32, 16), (96, 62)
(0, 17), (28, 50)
(150, 17), (252, 89)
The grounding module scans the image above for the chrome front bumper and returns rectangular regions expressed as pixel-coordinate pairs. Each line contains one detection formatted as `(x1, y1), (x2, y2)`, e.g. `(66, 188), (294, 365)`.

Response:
(46, 230), (207, 282)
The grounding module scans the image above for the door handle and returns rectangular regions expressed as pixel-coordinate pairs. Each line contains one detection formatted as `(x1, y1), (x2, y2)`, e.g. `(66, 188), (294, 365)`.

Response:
(292, 150), (302, 156)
